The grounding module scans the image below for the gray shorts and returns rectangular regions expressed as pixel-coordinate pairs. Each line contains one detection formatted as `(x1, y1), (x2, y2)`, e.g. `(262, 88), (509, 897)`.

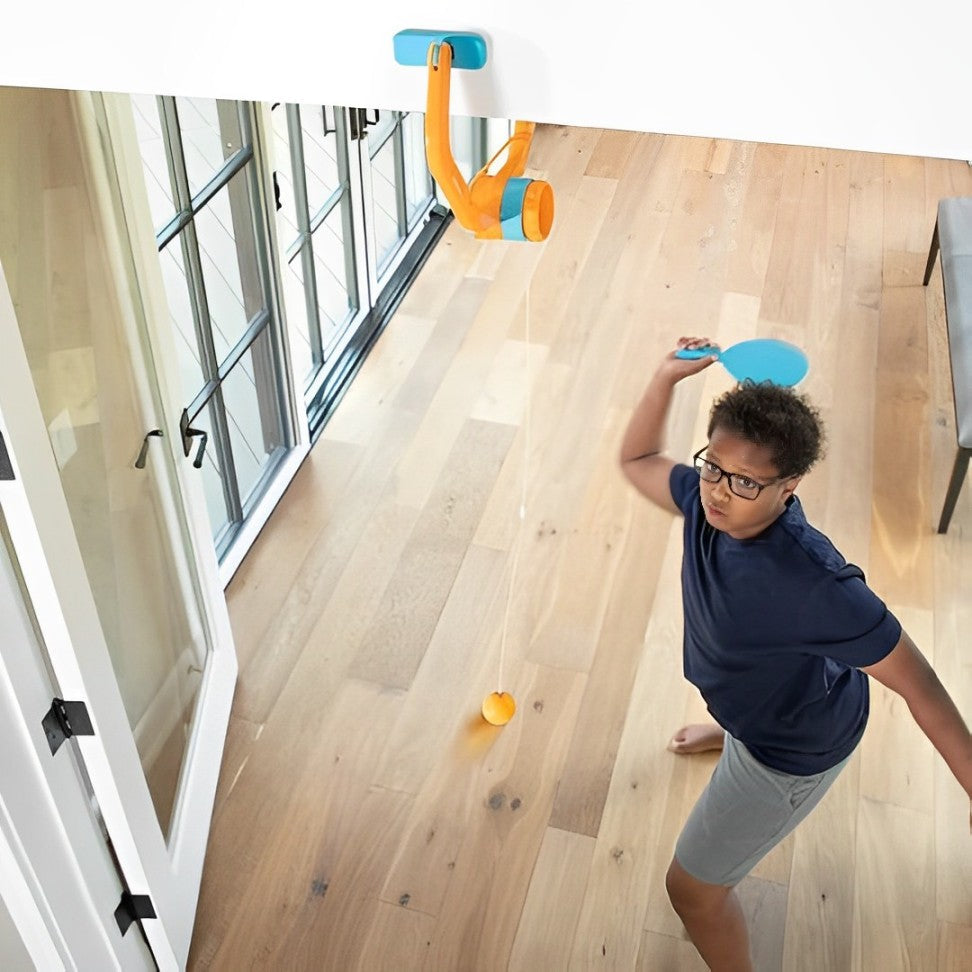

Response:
(674, 732), (850, 887)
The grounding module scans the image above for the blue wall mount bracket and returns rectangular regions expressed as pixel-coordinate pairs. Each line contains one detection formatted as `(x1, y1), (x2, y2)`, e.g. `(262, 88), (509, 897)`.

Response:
(393, 29), (488, 69)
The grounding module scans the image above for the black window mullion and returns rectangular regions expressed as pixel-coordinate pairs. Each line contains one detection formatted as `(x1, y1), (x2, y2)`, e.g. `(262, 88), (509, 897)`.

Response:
(392, 115), (408, 238)
(287, 106), (324, 370)
(188, 147), (253, 216)
(157, 97), (192, 214)
(180, 219), (244, 525)
(179, 220), (220, 385)
(307, 188), (345, 235)
(209, 385), (244, 528)
(244, 102), (292, 453)
(335, 107), (362, 314)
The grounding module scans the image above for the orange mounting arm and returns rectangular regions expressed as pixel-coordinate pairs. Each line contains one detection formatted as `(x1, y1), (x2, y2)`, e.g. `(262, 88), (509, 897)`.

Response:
(425, 41), (492, 234)
(425, 42), (553, 241)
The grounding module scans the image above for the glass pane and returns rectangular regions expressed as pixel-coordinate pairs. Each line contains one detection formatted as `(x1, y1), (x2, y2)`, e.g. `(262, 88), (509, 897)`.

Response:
(403, 111), (432, 226)
(311, 205), (353, 360)
(195, 169), (264, 361)
(369, 129), (404, 274)
(270, 103), (301, 249)
(367, 109), (396, 148)
(281, 251), (316, 389)
(158, 240), (205, 403)
(449, 112), (477, 182)
(131, 94), (176, 232)
(222, 328), (285, 510)
(3, 201), (212, 838)
(299, 104), (341, 219)
(177, 97), (245, 199)
(195, 402), (230, 542)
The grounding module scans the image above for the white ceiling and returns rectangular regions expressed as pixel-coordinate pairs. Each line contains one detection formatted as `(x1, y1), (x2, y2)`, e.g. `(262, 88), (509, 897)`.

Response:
(3, 0), (970, 160)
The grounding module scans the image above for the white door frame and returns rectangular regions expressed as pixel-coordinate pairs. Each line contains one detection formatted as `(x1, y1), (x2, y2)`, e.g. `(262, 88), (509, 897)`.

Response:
(0, 489), (156, 971)
(0, 90), (240, 966)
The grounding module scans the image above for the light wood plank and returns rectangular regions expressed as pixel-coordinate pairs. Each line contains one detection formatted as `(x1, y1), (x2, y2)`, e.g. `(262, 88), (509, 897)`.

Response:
(288, 786), (418, 971)
(869, 284), (933, 609)
(189, 679), (405, 968)
(228, 405), (423, 723)
(520, 174), (619, 348)
(225, 437), (359, 667)
(568, 520), (692, 969)
(737, 876), (788, 972)
(851, 798), (937, 971)
(781, 760), (860, 972)
(638, 930), (709, 971)
(725, 142), (787, 298)
(354, 899), (437, 972)
(938, 920), (972, 972)
(932, 522), (972, 928)
(508, 827), (596, 971)
(209, 714), (262, 825)
(371, 544), (508, 795)
(642, 750), (721, 942)
(859, 607), (935, 812)
(585, 128), (641, 179)
(883, 153), (928, 287)
(351, 419), (514, 689)
(416, 666), (587, 970)
(470, 338), (550, 426)
(321, 311), (439, 445)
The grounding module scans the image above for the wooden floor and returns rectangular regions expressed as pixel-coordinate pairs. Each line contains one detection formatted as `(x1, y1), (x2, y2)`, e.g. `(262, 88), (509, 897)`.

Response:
(189, 126), (972, 971)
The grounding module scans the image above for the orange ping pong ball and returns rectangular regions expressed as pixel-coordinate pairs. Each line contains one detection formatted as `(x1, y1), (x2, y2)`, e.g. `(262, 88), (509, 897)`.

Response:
(481, 691), (516, 726)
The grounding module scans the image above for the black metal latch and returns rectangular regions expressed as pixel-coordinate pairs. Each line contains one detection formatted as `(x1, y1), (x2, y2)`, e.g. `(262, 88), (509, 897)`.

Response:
(179, 408), (208, 469)
(42, 698), (95, 756)
(115, 891), (157, 936)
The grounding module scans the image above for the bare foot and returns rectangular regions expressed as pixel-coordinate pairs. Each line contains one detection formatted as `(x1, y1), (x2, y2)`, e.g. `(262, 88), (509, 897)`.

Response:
(667, 723), (725, 755)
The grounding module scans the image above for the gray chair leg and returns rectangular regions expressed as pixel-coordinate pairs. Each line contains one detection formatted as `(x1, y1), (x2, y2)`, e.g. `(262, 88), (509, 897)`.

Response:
(923, 218), (940, 286)
(937, 447), (971, 534)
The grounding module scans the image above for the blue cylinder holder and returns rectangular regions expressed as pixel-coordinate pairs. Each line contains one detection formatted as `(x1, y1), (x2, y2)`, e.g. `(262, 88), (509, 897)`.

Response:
(499, 178), (532, 241)
(393, 29), (488, 69)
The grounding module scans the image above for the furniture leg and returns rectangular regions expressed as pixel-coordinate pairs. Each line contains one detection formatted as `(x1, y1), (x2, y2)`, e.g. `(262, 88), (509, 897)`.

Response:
(937, 447), (971, 534)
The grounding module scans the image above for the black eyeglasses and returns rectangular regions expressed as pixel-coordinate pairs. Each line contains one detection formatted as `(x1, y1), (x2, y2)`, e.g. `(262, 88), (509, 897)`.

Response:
(692, 448), (782, 501)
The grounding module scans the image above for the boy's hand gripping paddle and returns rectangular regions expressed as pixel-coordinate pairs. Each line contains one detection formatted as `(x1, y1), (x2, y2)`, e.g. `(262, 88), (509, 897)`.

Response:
(675, 338), (808, 387)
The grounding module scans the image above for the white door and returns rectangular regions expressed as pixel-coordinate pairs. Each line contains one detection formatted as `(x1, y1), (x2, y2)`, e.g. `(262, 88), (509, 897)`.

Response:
(0, 90), (237, 968)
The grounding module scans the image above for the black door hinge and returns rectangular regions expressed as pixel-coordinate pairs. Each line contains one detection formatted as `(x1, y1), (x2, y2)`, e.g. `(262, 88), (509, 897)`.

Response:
(42, 698), (94, 756)
(0, 431), (13, 480)
(115, 891), (156, 936)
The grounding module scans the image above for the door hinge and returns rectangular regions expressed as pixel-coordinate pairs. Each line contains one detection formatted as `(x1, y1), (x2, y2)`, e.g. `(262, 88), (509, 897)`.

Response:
(42, 698), (95, 756)
(115, 891), (157, 936)
(0, 431), (13, 480)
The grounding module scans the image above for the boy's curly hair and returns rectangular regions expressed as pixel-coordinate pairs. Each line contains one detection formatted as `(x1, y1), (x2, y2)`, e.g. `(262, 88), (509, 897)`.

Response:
(707, 381), (825, 478)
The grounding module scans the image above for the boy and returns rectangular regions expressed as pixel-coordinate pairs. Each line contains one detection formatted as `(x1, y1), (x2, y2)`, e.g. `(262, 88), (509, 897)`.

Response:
(619, 336), (972, 972)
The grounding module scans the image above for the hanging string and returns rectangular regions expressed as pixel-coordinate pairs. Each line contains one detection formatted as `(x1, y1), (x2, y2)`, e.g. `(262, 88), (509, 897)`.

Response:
(497, 278), (532, 693)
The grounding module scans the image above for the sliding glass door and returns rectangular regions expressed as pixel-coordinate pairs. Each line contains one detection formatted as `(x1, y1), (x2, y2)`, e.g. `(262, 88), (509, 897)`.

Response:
(132, 96), (294, 563)
(269, 103), (440, 434)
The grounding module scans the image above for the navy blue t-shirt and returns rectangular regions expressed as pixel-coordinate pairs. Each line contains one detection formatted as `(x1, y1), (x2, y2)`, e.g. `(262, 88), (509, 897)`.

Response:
(669, 463), (900, 775)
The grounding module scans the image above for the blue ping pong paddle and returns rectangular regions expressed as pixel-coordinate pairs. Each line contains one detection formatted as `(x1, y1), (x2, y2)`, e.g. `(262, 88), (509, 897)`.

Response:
(675, 338), (808, 387)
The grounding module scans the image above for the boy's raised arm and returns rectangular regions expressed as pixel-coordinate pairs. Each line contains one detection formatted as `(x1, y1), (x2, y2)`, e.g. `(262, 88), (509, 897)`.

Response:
(620, 337), (717, 514)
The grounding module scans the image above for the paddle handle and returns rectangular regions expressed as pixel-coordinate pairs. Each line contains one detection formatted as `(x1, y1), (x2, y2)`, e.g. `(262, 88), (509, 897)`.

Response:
(674, 345), (720, 360)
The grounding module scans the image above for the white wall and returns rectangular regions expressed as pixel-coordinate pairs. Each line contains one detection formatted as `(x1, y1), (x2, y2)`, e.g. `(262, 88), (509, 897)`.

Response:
(2, 1), (970, 161)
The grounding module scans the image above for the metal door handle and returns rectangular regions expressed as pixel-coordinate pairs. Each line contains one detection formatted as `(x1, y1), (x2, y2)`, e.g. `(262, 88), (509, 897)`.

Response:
(179, 408), (208, 469)
(185, 428), (208, 469)
(135, 429), (163, 469)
